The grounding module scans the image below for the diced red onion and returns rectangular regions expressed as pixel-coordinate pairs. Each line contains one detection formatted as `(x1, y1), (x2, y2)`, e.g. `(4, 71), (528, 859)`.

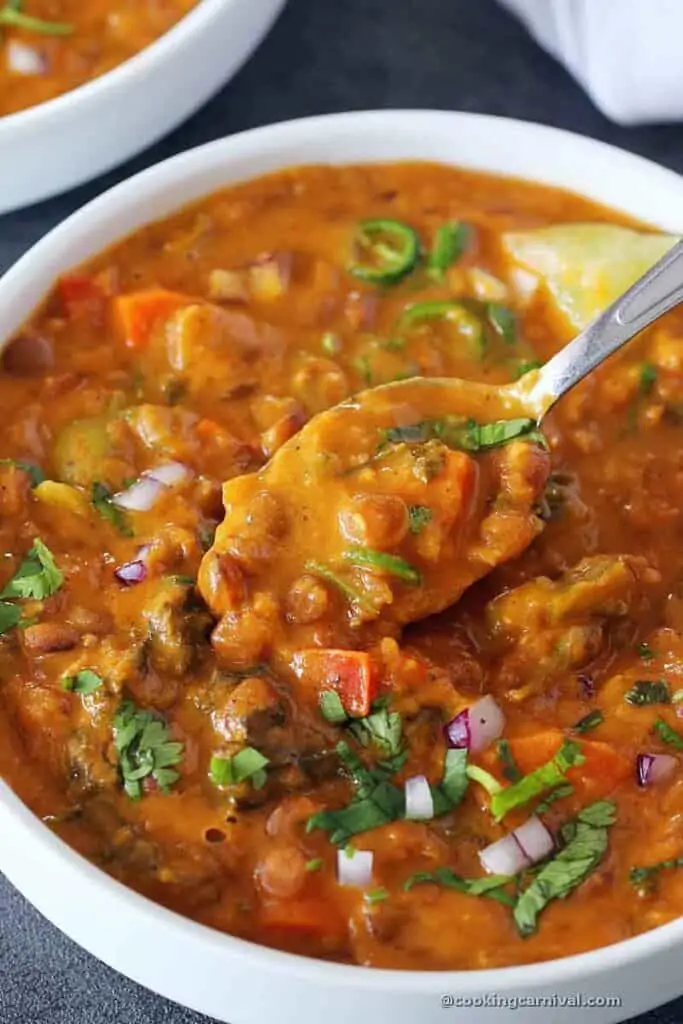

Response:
(637, 752), (677, 787)
(337, 848), (373, 887)
(7, 40), (47, 75)
(404, 775), (434, 821)
(112, 476), (165, 512)
(147, 461), (191, 487)
(114, 560), (148, 586)
(444, 695), (505, 753)
(479, 815), (554, 876)
(512, 815), (555, 862)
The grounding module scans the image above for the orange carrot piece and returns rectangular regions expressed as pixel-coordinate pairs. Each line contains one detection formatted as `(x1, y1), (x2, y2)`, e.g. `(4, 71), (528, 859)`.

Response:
(261, 898), (340, 939)
(113, 289), (194, 349)
(508, 730), (631, 800)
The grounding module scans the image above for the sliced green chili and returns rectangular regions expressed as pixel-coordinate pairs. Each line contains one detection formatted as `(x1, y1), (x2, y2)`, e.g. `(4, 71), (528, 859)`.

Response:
(427, 222), (470, 280)
(398, 300), (485, 359)
(348, 219), (420, 285)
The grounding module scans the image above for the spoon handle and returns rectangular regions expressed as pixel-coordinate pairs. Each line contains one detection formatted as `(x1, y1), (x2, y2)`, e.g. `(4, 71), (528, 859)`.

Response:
(525, 238), (683, 419)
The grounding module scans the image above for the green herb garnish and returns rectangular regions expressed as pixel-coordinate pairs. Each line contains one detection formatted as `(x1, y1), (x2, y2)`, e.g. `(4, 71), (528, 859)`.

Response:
(639, 362), (657, 396)
(466, 763), (503, 796)
(0, 602), (21, 634)
(637, 641), (655, 662)
(654, 718), (683, 750)
(343, 547), (421, 584)
(534, 783), (574, 815)
(321, 331), (342, 356)
(209, 747), (269, 790)
(630, 855), (683, 887)
(496, 738), (522, 782)
(379, 415), (544, 454)
(0, 1), (72, 36)
(0, 458), (45, 487)
(113, 699), (184, 800)
(490, 739), (584, 822)
(91, 482), (133, 537)
(625, 680), (671, 706)
(61, 669), (103, 695)
(319, 690), (349, 724)
(305, 857), (323, 872)
(487, 303), (516, 344)
(407, 505), (432, 534)
(427, 222), (470, 280)
(404, 866), (514, 906)
(572, 710), (604, 733)
(514, 359), (542, 380)
(364, 886), (389, 904)
(304, 559), (375, 612)
(348, 705), (403, 761)
(513, 800), (616, 936)
(1, 538), (63, 601)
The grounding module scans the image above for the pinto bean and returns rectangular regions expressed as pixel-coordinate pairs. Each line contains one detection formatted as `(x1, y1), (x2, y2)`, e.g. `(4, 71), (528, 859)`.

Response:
(23, 623), (81, 654)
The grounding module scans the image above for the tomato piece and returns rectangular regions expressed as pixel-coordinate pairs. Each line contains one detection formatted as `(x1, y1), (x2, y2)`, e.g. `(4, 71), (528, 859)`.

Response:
(59, 274), (107, 322)
(297, 648), (378, 717)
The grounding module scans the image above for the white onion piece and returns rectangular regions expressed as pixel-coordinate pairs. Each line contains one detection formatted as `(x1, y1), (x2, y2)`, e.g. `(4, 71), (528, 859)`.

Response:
(112, 476), (165, 512)
(509, 266), (540, 306)
(467, 695), (506, 753)
(337, 848), (373, 887)
(512, 815), (555, 863)
(7, 40), (47, 76)
(479, 833), (530, 877)
(404, 775), (434, 821)
(479, 815), (554, 876)
(147, 461), (191, 487)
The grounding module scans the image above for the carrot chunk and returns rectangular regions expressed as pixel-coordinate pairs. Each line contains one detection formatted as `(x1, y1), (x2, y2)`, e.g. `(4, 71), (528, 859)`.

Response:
(508, 730), (631, 800)
(113, 289), (195, 348)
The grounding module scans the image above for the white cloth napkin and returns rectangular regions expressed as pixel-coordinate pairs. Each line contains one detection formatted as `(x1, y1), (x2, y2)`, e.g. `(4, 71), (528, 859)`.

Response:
(499, 0), (683, 125)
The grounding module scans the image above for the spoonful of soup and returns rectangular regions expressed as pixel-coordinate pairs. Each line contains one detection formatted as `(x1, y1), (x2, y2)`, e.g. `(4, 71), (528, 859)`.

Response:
(198, 238), (683, 666)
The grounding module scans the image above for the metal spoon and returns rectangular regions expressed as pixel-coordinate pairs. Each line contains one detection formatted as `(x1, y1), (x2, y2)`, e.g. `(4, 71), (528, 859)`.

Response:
(199, 238), (683, 649)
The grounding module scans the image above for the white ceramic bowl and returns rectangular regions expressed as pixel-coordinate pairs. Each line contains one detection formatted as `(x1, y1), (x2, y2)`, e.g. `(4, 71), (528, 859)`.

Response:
(0, 0), (285, 213)
(2, 111), (683, 1024)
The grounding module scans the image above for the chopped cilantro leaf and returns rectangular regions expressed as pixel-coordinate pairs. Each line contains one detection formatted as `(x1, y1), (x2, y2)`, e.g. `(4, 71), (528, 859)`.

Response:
(113, 699), (183, 800)
(61, 669), (103, 695)
(92, 482), (133, 536)
(1, 538), (63, 600)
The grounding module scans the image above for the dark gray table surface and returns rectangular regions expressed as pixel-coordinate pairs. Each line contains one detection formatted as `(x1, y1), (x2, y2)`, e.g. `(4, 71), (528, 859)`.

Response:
(3, 0), (683, 1021)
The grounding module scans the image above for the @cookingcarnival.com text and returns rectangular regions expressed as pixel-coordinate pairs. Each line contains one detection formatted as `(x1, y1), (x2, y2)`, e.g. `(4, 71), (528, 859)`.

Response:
(440, 993), (623, 1010)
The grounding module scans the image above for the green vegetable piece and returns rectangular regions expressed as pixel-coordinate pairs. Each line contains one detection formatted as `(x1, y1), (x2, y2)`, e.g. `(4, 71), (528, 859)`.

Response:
(630, 854), (683, 887)
(0, 1), (72, 35)
(320, 690), (349, 724)
(639, 362), (658, 396)
(466, 763), (503, 796)
(490, 739), (584, 821)
(0, 602), (21, 634)
(404, 866), (514, 906)
(113, 699), (184, 800)
(534, 783), (574, 816)
(321, 331), (342, 356)
(497, 738), (522, 782)
(379, 416), (544, 453)
(348, 705), (403, 760)
(440, 748), (470, 805)
(487, 303), (517, 344)
(572, 710), (604, 733)
(364, 887), (389, 904)
(637, 642), (655, 662)
(91, 482), (133, 537)
(398, 300), (485, 360)
(407, 505), (432, 534)
(305, 858), (323, 873)
(349, 219), (420, 285)
(62, 670), (103, 695)
(304, 559), (376, 613)
(625, 680), (671, 706)
(654, 718), (683, 751)
(343, 547), (421, 584)
(1, 538), (63, 601)
(513, 800), (616, 936)
(0, 458), (45, 487)
(427, 222), (470, 280)
(210, 747), (270, 789)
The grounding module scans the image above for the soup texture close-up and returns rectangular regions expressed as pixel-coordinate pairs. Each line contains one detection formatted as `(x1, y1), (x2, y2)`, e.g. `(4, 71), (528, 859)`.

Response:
(2, 161), (683, 972)
(0, 0), (198, 117)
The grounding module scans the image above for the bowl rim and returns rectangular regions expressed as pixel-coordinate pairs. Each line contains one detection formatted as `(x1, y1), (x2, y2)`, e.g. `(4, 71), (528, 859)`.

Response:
(3, 108), (683, 996)
(0, 0), (236, 136)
